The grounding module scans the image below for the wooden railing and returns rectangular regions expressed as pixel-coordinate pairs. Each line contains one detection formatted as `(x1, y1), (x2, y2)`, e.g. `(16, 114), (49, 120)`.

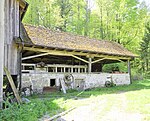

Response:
(22, 63), (87, 73)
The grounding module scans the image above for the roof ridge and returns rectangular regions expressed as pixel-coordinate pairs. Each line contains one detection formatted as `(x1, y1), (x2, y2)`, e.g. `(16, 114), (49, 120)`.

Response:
(23, 23), (114, 42)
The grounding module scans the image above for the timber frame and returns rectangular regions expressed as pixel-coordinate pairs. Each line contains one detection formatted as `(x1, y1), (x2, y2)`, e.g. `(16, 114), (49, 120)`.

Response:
(17, 24), (136, 79)
(19, 23), (136, 76)
(21, 45), (132, 74)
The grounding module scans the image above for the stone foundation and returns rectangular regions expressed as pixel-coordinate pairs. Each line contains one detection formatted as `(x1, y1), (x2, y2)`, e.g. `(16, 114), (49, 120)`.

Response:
(22, 72), (130, 93)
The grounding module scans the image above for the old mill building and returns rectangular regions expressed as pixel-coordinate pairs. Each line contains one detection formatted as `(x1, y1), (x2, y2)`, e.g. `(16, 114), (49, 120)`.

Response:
(15, 24), (137, 93)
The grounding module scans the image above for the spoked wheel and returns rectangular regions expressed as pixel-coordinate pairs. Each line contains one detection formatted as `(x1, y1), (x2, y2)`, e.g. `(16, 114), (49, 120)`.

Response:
(64, 74), (74, 86)
(105, 81), (113, 87)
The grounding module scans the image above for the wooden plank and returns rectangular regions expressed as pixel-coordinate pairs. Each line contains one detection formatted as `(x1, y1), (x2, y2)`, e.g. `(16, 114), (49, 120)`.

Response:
(4, 0), (9, 75)
(23, 47), (131, 60)
(4, 67), (22, 104)
(5, 0), (10, 44)
(88, 58), (92, 73)
(106, 58), (124, 62)
(60, 78), (66, 94)
(4, 0), (18, 75)
(15, 0), (19, 37)
(10, 0), (13, 44)
(72, 55), (89, 63)
(127, 60), (132, 84)
(91, 58), (105, 64)
(0, 0), (5, 109)
(22, 53), (49, 60)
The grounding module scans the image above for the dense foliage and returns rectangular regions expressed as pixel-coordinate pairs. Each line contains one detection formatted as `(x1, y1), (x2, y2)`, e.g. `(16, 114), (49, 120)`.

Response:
(23, 0), (150, 78)
(139, 23), (150, 78)
(0, 99), (63, 121)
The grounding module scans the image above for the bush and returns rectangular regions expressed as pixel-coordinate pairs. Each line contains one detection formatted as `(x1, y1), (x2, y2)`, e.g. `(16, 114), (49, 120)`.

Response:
(0, 99), (62, 121)
(102, 63), (127, 73)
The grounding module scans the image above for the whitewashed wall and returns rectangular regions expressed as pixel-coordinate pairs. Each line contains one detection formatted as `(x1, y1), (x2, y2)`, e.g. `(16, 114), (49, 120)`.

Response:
(22, 72), (130, 93)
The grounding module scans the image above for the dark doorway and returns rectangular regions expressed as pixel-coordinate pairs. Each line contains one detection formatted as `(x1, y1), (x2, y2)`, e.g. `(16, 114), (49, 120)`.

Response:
(50, 79), (56, 87)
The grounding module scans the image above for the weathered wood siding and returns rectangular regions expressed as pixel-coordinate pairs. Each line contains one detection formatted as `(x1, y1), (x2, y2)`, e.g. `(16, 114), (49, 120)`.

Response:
(4, 0), (20, 75)
(0, 0), (5, 109)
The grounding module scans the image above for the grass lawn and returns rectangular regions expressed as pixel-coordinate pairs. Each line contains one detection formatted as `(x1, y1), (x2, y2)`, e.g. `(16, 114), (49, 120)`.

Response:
(0, 79), (150, 121)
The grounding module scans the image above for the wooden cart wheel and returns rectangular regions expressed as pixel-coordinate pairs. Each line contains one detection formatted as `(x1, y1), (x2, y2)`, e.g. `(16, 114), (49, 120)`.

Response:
(64, 74), (74, 86)
(105, 81), (113, 87)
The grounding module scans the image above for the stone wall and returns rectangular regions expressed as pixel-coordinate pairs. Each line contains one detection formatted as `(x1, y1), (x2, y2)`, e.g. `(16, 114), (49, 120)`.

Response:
(22, 72), (130, 93)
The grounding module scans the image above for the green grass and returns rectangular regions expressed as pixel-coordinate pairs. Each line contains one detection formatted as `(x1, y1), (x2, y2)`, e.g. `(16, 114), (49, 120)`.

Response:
(0, 79), (150, 121)
(0, 98), (63, 121)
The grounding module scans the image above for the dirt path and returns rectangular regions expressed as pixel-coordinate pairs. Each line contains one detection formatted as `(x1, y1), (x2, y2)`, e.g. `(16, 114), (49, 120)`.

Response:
(56, 93), (143, 121)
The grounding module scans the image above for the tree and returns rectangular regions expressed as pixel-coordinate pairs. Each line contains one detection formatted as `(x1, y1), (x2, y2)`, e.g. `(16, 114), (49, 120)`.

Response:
(140, 23), (150, 73)
(23, 0), (63, 29)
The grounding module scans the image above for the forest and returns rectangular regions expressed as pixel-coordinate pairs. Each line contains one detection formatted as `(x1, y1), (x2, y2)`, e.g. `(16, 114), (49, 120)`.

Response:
(23, 0), (150, 79)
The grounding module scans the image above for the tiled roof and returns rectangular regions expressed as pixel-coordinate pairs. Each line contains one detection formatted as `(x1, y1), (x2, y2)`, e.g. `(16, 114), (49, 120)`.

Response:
(21, 24), (136, 58)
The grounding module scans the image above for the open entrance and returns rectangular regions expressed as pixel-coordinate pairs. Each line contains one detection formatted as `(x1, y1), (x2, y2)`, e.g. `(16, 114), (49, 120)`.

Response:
(50, 79), (56, 87)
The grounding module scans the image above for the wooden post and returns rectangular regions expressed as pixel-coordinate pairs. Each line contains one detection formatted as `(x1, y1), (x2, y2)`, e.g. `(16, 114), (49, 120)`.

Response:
(4, 67), (22, 104)
(55, 66), (57, 73)
(0, 0), (5, 109)
(64, 67), (65, 73)
(127, 60), (132, 84)
(88, 58), (92, 73)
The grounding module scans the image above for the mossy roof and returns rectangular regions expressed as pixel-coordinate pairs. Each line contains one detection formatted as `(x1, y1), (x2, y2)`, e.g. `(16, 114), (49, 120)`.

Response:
(19, 24), (137, 58)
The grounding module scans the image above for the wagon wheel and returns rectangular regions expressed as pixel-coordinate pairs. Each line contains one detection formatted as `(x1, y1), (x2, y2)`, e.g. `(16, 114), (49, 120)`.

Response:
(64, 74), (74, 86)
(105, 81), (113, 87)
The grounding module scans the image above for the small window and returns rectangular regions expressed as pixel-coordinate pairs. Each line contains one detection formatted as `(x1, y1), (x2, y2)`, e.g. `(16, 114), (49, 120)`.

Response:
(80, 68), (84, 73)
(73, 68), (78, 73)
(57, 67), (61, 72)
(48, 67), (56, 72)
(65, 67), (71, 72)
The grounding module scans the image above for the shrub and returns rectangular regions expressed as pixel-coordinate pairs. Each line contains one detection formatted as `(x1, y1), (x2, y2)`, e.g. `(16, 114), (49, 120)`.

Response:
(0, 99), (62, 121)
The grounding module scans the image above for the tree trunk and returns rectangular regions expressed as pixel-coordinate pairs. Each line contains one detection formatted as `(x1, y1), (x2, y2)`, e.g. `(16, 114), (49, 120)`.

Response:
(84, 0), (90, 36)
(0, 0), (5, 109)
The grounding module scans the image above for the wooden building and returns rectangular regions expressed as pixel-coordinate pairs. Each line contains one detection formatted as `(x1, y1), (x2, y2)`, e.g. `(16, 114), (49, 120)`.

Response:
(0, 0), (28, 108)
(15, 24), (136, 93)
(4, 0), (28, 76)
(0, 0), (137, 107)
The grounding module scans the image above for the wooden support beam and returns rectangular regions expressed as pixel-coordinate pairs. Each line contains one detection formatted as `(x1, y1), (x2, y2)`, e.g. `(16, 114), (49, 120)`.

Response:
(91, 58), (105, 64)
(91, 57), (124, 64)
(24, 47), (72, 56)
(72, 55), (89, 63)
(23, 47), (131, 60)
(22, 53), (49, 60)
(127, 60), (132, 84)
(0, 0), (5, 109)
(55, 67), (57, 73)
(105, 58), (124, 62)
(4, 67), (22, 104)
(88, 58), (92, 73)
(64, 67), (65, 73)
